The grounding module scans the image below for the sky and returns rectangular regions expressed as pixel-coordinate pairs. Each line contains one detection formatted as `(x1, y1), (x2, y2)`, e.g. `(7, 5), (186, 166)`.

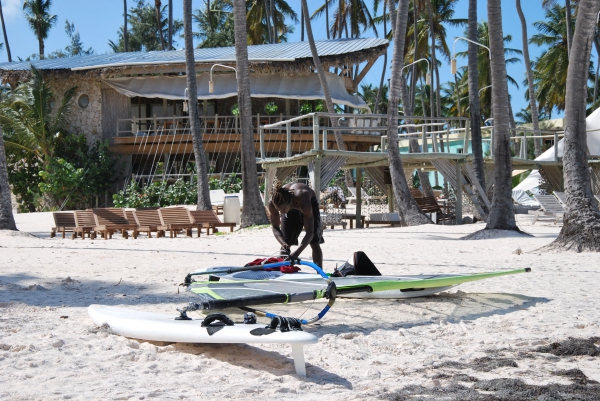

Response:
(0, 0), (579, 118)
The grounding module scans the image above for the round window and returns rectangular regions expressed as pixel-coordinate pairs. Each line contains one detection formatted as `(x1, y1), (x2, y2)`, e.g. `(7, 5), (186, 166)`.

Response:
(77, 94), (90, 109)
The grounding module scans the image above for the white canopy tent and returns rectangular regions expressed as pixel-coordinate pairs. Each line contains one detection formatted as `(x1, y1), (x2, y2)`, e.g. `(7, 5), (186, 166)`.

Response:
(103, 71), (368, 109)
(512, 107), (600, 204)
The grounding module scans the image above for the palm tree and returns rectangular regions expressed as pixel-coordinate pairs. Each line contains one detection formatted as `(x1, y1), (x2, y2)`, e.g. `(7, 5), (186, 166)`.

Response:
(550, 0), (600, 251)
(0, 0), (12, 62)
(0, 66), (76, 163)
(359, 83), (388, 113)
(483, 0), (519, 232)
(301, 0), (354, 188)
(516, 0), (542, 157)
(387, 0), (431, 226)
(456, 22), (522, 121)
(312, 0), (377, 39)
(23, 0), (57, 60)
(542, 0), (574, 56)
(232, 0), (269, 226)
(467, 0), (486, 206)
(123, 0), (129, 52)
(0, 125), (17, 230)
(155, 0), (166, 50)
(168, 0), (173, 49)
(246, 0), (297, 45)
(530, 4), (592, 115)
(374, 0), (386, 114)
(183, 0), (211, 212)
(193, 0), (234, 48)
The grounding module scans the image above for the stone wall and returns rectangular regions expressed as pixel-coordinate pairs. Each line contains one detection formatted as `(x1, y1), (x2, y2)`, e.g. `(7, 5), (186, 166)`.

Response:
(47, 75), (104, 143)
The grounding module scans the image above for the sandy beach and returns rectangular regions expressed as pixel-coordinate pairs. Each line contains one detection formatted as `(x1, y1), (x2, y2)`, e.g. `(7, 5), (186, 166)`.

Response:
(1, 212), (599, 400)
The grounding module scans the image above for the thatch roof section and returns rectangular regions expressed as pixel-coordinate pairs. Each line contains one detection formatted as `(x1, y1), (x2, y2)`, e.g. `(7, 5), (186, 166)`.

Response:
(0, 38), (388, 80)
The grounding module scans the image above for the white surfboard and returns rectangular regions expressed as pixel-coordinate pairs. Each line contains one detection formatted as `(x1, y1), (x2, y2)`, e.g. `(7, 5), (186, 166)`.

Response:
(88, 304), (318, 376)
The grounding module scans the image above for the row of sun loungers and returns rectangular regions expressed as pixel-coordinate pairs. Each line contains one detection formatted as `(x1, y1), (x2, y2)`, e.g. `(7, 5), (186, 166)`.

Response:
(50, 207), (236, 240)
(528, 192), (600, 224)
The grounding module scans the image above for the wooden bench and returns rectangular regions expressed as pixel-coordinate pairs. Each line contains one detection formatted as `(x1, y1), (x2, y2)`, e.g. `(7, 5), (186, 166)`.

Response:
(365, 213), (401, 227)
(415, 196), (454, 224)
(158, 207), (205, 237)
(51, 212), (75, 238)
(72, 210), (97, 239)
(189, 210), (235, 235)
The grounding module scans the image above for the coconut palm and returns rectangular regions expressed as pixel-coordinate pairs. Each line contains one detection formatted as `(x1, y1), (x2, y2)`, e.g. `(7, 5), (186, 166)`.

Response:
(456, 22), (522, 121)
(168, 0), (173, 49)
(183, 0), (212, 212)
(516, 0), (542, 157)
(529, 4), (593, 115)
(0, 124), (17, 230)
(440, 68), (469, 118)
(301, 0), (355, 188)
(193, 0), (234, 48)
(387, 0), (431, 226)
(550, 0), (600, 251)
(0, 0), (11, 62)
(123, 0), (129, 52)
(154, 0), (166, 50)
(483, 0), (519, 232)
(542, 0), (575, 55)
(0, 66), (76, 163)
(232, 0), (269, 226)
(359, 83), (388, 113)
(23, 0), (57, 60)
(246, 0), (297, 45)
(312, 0), (377, 39)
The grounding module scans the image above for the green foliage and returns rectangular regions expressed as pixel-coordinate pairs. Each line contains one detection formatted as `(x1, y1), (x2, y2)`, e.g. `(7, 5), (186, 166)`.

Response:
(5, 151), (42, 213)
(113, 179), (199, 208)
(37, 135), (118, 210)
(209, 173), (242, 193)
(265, 102), (278, 115)
(109, 0), (183, 52)
(48, 20), (93, 59)
(193, 0), (235, 49)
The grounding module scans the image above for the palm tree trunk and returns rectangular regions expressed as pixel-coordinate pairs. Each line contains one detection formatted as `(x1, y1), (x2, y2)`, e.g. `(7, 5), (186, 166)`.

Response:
(374, 1), (387, 114)
(0, 2), (12, 62)
(325, 0), (330, 39)
(300, 7), (304, 41)
(270, 0), (276, 43)
(155, 0), (166, 50)
(0, 126), (17, 230)
(233, 0), (269, 227)
(427, 0), (435, 118)
(565, 0), (573, 57)
(183, 0), (212, 211)
(484, 0), (518, 231)
(517, 0), (541, 157)
(387, 0), (431, 226)
(387, 0), (396, 34)
(301, 0), (354, 189)
(123, 0), (129, 52)
(468, 0), (487, 211)
(550, 0), (600, 251)
(264, 0), (273, 44)
(168, 0), (173, 50)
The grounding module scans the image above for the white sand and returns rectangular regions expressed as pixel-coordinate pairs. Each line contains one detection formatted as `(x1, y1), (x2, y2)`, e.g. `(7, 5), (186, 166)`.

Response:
(1, 212), (599, 400)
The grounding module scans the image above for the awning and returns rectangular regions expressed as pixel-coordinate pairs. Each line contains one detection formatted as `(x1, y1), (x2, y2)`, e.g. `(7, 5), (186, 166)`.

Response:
(103, 71), (367, 109)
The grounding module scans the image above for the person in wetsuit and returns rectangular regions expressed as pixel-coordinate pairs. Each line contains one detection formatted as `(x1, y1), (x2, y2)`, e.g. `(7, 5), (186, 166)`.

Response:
(267, 181), (324, 267)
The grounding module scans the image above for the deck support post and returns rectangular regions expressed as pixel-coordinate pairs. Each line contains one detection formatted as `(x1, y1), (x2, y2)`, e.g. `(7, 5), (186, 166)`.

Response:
(286, 123), (292, 157)
(356, 168), (363, 228)
(312, 156), (321, 194)
(455, 160), (463, 225)
(313, 114), (320, 150)
(259, 126), (265, 159)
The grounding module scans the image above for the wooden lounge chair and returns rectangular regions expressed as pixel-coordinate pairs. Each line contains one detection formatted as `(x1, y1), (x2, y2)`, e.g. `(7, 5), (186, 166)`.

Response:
(365, 212), (401, 227)
(528, 195), (565, 224)
(72, 210), (98, 240)
(158, 207), (204, 238)
(132, 208), (165, 238)
(553, 191), (567, 207)
(410, 188), (423, 199)
(92, 208), (138, 239)
(189, 210), (235, 235)
(415, 196), (454, 224)
(50, 212), (75, 238)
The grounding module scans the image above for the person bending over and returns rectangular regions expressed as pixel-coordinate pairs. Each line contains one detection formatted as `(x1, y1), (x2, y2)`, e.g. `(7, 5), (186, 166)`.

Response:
(268, 181), (324, 267)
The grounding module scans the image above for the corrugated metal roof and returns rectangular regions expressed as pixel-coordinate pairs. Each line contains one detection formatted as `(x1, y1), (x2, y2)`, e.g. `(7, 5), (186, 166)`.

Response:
(0, 38), (388, 72)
